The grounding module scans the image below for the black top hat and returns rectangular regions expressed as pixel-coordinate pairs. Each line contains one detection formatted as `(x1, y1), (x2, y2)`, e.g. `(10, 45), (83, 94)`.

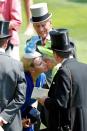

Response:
(0, 20), (11, 39)
(49, 29), (73, 55)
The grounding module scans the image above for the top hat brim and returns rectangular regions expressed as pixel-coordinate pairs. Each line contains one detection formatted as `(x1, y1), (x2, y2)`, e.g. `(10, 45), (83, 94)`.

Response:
(0, 34), (11, 39)
(52, 42), (74, 54)
(30, 13), (52, 23)
(70, 41), (75, 49)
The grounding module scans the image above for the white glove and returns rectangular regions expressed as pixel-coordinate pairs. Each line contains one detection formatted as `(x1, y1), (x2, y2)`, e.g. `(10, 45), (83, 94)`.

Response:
(0, 126), (4, 131)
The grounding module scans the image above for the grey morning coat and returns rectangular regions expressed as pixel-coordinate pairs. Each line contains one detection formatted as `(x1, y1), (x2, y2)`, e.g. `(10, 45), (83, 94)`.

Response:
(0, 52), (26, 131)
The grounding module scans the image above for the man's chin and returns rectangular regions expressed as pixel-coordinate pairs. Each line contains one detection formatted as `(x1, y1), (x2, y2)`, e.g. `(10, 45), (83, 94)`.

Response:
(40, 34), (47, 38)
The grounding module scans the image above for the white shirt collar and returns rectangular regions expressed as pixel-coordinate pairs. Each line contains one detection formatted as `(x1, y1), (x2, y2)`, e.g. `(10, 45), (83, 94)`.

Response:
(47, 28), (52, 40)
(61, 55), (73, 65)
(0, 48), (5, 53)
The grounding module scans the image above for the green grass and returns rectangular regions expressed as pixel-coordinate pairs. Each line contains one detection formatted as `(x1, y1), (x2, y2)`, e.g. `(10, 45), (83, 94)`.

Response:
(20, 0), (87, 63)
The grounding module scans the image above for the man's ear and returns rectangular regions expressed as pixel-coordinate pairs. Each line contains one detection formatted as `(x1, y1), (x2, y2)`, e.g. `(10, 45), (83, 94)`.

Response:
(50, 19), (52, 24)
(3, 40), (9, 49)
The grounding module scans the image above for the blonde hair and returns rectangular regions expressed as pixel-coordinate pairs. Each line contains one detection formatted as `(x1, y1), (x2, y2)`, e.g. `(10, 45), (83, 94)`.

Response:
(21, 56), (34, 72)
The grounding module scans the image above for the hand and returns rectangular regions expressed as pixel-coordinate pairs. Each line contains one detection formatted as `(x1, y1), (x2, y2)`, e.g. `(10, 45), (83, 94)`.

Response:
(38, 96), (47, 105)
(31, 100), (38, 108)
(0, 14), (4, 20)
(0, 117), (7, 126)
(22, 117), (32, 128)
(24, 23), (34, 36)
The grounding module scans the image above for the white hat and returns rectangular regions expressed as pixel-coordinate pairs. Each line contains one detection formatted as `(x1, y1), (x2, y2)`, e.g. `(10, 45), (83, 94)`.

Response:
(24, 51), (41, 59)
(30, 3), (52, 23)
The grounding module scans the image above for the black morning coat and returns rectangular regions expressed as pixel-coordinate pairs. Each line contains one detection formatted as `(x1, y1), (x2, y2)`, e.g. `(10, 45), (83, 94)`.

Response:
(44, 58), (87, 131)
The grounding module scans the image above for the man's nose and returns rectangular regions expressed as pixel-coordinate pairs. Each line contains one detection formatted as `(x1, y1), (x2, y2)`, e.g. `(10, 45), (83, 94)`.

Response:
(39, 25), (44, 31)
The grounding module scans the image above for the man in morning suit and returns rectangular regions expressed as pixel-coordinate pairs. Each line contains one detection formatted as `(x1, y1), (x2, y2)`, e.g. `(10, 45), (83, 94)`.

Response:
(0, 21), (26, 131)
(38, 28), (87, 131)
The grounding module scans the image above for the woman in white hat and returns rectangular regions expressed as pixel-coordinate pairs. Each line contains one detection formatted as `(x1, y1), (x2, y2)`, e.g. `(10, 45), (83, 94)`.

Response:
(21, 50), (48, 131)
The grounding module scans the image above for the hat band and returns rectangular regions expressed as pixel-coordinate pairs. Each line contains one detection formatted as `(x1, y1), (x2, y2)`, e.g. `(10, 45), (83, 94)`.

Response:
(32, 13), (50, 22)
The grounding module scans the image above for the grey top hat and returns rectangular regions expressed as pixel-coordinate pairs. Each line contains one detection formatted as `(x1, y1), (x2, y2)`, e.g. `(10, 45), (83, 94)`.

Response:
(0, 20), (11, 39)
(30, 3), (52, 23)
(49, 28), (73, 54)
